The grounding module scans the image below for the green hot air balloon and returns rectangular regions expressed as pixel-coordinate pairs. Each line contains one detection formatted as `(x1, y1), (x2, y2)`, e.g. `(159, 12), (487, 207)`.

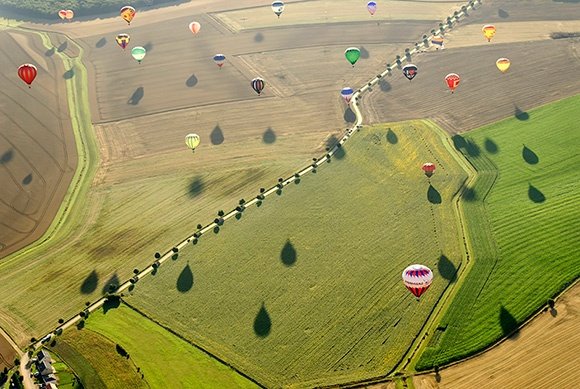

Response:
(131, 46), (147, 64)
(344, 47), (361, 67)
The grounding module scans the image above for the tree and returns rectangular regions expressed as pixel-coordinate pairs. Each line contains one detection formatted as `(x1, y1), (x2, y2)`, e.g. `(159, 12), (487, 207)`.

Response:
(58, 318), (64, 324)
(431, 29), (436, 35)
(85, 301), (91, 307)
(172, 247), (178, 253)
(260, 187), (265, 193)
(30, 337), (36, 343)
(133, 268), (139, 275)
(548, 298), (555, 308)
(79, 311), (86, 318)
(154, 252), (161, 259)
(278, 177), (284, 183)
(217, 210), (225, 217)
(239, 199), (246, 205)
(294, 173), (300, 179)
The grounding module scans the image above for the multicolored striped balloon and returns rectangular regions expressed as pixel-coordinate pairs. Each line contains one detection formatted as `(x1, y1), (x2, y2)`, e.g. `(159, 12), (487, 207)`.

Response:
(367, 1), (377, 16)
(402, 264), (433, 299)
(251, 77), (265, 95)
(213, 54), (226, 68)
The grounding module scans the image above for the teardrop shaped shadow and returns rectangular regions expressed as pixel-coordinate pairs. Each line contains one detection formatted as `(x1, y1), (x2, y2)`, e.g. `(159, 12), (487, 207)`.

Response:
(427, 184), (442, 204)
(281, 240), (297, 266)
(344, 107), (356, 123)
(177, 264), (194, 293)
(438, 255), (457, 282)
(80, 270), (98, 294)
(528, 183), (545, 203)
(499, 306), (519, 339)
(386, 129), (398, 144)
(522, 145), (539, 165)
(484, 138), (498, 154)
(210, 124), (224, 145)
(253, 303), (271, 337)
(263, 127), (276, 144)
(22, 173), (33, 185)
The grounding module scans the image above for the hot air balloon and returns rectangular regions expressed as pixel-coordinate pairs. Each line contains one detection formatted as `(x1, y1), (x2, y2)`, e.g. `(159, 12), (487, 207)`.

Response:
(367, 1), (377, 16)
(18, 64), (37, 88)
(251, 77), (265, 95)
(65, 10), (74, 21)
(272, 1), (285, 18)
(120, 6), (136, 25)
(131, 46), (146, 64)
(496, 58), (511, 73)
(340, 87), (354, 103)
(431, 36), (444, 49)
(422, 162), (436, 177)
(402, 264), (433, 299)
(116, 33), (130, 50)
(185, 134), (201, 153)
(445, 73), (460, 93)
(58, 10), (67, 20)
(213, 54), (226, 68)
(345, 47), (361, 67)
(482, 24), (496, 42)
(402, 64), (418, 81)
(189, 22), (201, 35)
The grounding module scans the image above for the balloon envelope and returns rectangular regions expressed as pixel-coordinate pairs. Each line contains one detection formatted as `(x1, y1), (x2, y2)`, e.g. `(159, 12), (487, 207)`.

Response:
(213, 54), (226, 67)
(251, 77), (265, 95)
(482, 24), (496, 42)
(18, 64), (37, 86)
(65, 10), (74, 20)
(345, 47), (361, 66)
(116, 33), (130, 50)
(431, 36), (444, 48)
(496, 58), (511, 73)
(189, 22), (201, 35)
(367, 1), (377, 15)
(131, 46), (146, 63)
(185, 134), (201, 152)
(422, 163), (436, 177)
(272, 1), (285, 17)
(402, 64), (418, 81)
(445, 73), (460, 93)
(402, 264), (433, 298)
(120, 6), (136, 24)
(340, 87), (354, 103)
(58, 10), (67, 20)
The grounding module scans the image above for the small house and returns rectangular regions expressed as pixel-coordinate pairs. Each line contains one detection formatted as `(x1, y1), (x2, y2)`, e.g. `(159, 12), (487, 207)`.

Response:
(37, 359), (54, 375)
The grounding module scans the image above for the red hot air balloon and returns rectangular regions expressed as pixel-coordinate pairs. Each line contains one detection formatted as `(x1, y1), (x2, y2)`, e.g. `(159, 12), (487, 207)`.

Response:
(18, 64), (38, 88)
(422, 162), (436, 177)
(402, 264), (433, 299)
(445, 73), (460, 93)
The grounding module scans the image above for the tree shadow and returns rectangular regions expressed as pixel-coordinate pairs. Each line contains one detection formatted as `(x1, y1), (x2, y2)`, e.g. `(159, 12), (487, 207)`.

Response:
(76, 320), (85, 330)
(484, 138), (499, 154)
(101, 273), (120, 295)
(0, 149), (13, 165)
(550, 307), (558, 317)
(115, 344), (128, 358)
(344, 107), (356, 123)
(80, 270), (98, 294)
(127, 87), (144, 105)
(326, 135), (346, 160)
(176, 264), (194, 293)
(254, 32), (264, 42)
(405, 52), (412, 62)
(57, 41), (68, 52)
(186, 74), (198, 87)
(498, 8), (509, 18)
(427, 185), (442, 204)
(359, 46), (370, 59)
(253, 303), (271, 337)
(142, 42), (153, 52)
(528, 183), (546, 203)
(462, 186), (477, 202)
(103, 296), (121, 314)
(63, 68), (75, 79)
(263, 127), (276, 144)
(451, 134), (466, 151)
(281, 240), (297, 266)
(386, 128), (398, 144)
(514, 106), (530, 121)
(22, 173), (33, 185)
(499, 306), (519, 339)
(95, 37), (107, 48)
(188, 176), (205, 197)
(45, 47), (55, 57)
(522, 145), (539, 164)
(438, 254), (457, 282)
(210, 124), (224, 145)
(379, 79), (392, 93)
(464, 140), (481, 157)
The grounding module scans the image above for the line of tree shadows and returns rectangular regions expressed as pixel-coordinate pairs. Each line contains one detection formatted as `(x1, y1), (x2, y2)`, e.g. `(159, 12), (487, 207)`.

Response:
(103, 295), (121, 314)
(462, 186), (477, 202)
(451, 135), (480, 157)
(186, 74), (198, 87)
(498, 8), (509, 18)
(80, 270), (98, 294)
(95, 37), (107, 48)
(344, 107), (356, 123)
(101, 273), (120, 295)
(499, 306), (519, 339)
(438, 254), (457, 282)
(263, 127), (276, 144)
(127, 87), (144, 105)
(22, 173), (33, 185)
(379, 79), (392, 93)
(57, 41), (68, 53)
(45, 47), (55, 57)
(427, 184), (442, 204)
(386, 128), (398, 144)
(0, 149), (13, 165)
(254, 32), (264, 43)
(176, 263), (194, 293)
(514, 106), (530, 121)
(254, 303), (271, 337)
(522, 145), (539, 164)
(484, 138), (499, 154)
(210, 124), (224, 145)
(188, 176), (205, 197)
(326, 135), (346, 159)
(63, 68), (75, 79)
(281, 240), (297, 266)
(528, 183), (546, 203)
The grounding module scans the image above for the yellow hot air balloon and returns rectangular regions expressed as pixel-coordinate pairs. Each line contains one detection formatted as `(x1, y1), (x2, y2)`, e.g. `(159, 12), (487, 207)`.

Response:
(482, 24), (496, 42)
(496, 58), (511, 73)
(120, 6), (136, 25)
(185, 133), (201, 153)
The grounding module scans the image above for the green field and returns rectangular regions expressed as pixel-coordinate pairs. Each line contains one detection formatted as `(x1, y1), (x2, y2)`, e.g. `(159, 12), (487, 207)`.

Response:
(52, 304), (256, 389)
(46, 352), (82, 389)
(417, 94), (580, 369)
(125, 121), (467, 387)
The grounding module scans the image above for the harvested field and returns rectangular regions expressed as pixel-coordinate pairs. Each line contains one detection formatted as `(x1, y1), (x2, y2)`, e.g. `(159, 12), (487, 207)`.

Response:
(413, 282), (580, 389)
(0, 330), (17, 370)
(0, 29), (77, 259)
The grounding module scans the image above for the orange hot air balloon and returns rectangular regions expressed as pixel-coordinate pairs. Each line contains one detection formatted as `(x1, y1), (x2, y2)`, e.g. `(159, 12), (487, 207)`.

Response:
(58, 10), (67, 20)
(189, 22), (201, 35)
(445, 73), (460, 93)
(482, 24), (496, 42)
(496, 58), (511, 73)
(18, 64), (38, 88)
(120, 6), (136, 25)
(65, 10), (74, 21)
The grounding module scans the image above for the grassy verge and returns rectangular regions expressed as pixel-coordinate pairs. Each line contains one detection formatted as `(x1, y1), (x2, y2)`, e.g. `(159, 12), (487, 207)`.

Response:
(417, 94), (580, 369)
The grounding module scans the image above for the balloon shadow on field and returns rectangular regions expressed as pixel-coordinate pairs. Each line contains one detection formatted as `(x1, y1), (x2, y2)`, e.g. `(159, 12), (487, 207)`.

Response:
(438, 254), (457, 283)
(63, 68), (75, 79)
(254, 32), (264, 43)
(143, 42), (153, 52)
(522, 145), (539, 164)
(57, 41), (68, 52)
(499, 306), (519, 339)
(514, 106), (530, 121)
(0, 149), (13, 165)
(210, 124), (224, 145)
(254, 303), (271, 337)
(80, 270), (98, 294)
(386, 128), (398, 144)
(22, 173), (33, 185)
(359, 46), (370, 59)
(281, 240), (297, 266)
(379, 79), (392, 93)
(263, 127), (276, 144)
(484, 138), (499, 154)
(176, 264), (194, 293)
(427, 184), (442, 204)
(498, 8), (509, 18)
(528, 183), (546, 203)
(127, 87), (144, 105)
(186, 74), (198, 87)
(45, 47), (55, 57)
(95, 37), (107, 48)
(344, 107), (356, 123)
(188, 176), (205, 197)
